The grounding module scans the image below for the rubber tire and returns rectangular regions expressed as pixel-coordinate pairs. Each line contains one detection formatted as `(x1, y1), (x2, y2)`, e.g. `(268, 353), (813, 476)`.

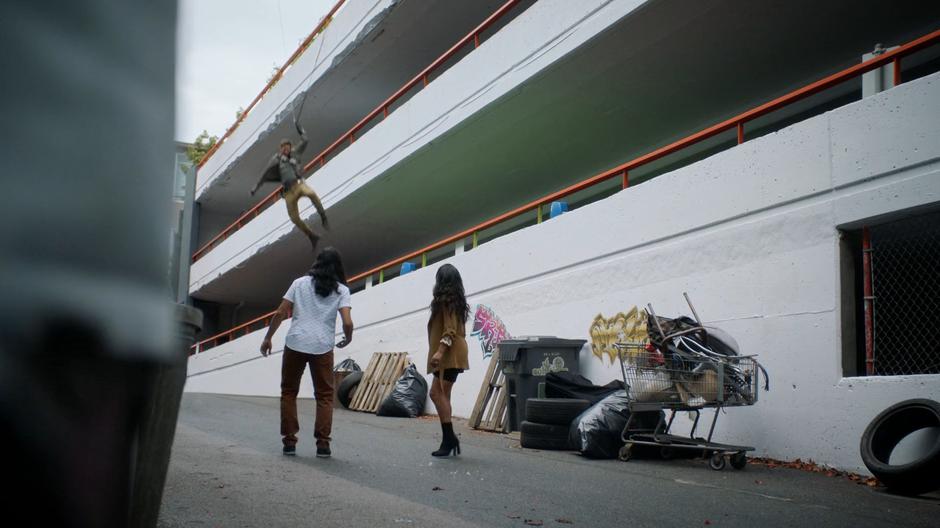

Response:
(730, 452), (747, 470)
(520, 421), (573, 450)
(337, 371), (363, 409)
(860, 398), (940, 495)
(524, 398), (592, 426)
(709, 453), (726, 471)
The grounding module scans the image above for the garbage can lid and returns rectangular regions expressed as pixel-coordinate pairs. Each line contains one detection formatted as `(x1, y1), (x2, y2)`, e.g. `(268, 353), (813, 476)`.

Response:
(499, 336), (587, 347)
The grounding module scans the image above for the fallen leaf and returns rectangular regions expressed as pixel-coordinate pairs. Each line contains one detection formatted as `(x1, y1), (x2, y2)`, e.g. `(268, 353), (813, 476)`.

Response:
(524, 521), (544, 526)
(754, 480), (763, 485)
(432, 486), (443, 491)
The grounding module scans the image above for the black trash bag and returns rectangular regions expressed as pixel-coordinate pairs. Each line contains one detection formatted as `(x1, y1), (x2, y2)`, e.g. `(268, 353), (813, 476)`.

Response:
(377, 364), (428, 418)
(568, 390), (663, 459)
(334, 358), (361, 372)
(545, 371), (623, 405)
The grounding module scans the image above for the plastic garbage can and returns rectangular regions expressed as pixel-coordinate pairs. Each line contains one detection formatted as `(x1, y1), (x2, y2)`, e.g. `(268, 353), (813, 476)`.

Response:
(400, 262), (417, 275)
(499, 336), (585, 431)
(549, 201), (568, 218)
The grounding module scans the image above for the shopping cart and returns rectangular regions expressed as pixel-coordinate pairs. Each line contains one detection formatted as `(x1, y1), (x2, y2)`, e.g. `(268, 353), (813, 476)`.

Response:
(615, 294), (768, 470)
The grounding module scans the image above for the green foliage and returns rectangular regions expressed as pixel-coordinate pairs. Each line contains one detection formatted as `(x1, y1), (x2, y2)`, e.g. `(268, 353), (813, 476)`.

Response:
(187, 130), (218, 165)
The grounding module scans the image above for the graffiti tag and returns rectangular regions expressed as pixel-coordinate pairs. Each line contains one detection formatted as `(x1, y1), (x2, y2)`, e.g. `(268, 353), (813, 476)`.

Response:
(470, 304), (510, 359)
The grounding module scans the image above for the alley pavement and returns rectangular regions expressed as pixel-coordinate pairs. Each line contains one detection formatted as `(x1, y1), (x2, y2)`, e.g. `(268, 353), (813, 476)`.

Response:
(159, 394), (939, 527)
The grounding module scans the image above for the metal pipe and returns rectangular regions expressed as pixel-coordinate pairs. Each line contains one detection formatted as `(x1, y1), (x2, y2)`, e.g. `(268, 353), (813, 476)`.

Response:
(707, 407), (720, 442)
(683, 292), (702, 325)
(863, 227), (875, 375)
(647, 303), (668, 343)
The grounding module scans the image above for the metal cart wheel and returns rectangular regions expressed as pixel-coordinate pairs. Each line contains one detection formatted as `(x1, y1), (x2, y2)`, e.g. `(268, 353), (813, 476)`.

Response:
(619, 443), (634, 462)
(730, 452), (747, 470)
(708, 453), (726, 471)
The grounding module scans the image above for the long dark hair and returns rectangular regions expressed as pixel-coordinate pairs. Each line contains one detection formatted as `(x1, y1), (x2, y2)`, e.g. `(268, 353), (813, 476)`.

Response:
(308, 247), (347, 297)
(430, 264), (469, 324)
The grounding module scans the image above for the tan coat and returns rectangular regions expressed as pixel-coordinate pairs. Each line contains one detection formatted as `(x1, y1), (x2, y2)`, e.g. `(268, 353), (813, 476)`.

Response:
(426, 309), (469, 374)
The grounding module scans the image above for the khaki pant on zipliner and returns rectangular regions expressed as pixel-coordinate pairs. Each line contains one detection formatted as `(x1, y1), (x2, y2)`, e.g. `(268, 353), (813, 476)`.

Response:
(284, 181), (328, 244)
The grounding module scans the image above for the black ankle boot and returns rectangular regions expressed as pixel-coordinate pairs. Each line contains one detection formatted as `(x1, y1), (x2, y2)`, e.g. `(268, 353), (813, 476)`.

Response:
(432, 422), (461, 457)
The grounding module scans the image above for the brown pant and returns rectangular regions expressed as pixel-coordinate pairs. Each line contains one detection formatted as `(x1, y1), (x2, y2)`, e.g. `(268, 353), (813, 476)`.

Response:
(283, 181), (328, 242)
(281, 347), (334, 448)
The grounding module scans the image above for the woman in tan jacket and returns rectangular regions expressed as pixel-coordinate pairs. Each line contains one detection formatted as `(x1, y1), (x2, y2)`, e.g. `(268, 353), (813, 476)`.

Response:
(426, 264), (470, 457)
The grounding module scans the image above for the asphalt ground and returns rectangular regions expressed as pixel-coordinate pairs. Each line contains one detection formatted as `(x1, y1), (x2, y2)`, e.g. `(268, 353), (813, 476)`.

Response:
(159, 394), (939, 527)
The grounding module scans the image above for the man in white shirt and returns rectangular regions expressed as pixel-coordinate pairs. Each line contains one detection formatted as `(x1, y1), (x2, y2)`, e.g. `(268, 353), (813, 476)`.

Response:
(261, 248), (353, 458)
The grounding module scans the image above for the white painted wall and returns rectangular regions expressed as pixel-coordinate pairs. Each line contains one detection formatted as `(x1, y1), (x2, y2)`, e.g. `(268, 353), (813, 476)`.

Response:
(187, 71), (940, 473)
(189, 0), (648, 295)
(195, 0), (395, 200)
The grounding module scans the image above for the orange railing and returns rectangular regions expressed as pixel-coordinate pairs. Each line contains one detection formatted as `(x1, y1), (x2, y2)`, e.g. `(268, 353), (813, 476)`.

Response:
(192, 0), (526, 262)
(190, 28), (940, 354)
(196, 0), (347, 173)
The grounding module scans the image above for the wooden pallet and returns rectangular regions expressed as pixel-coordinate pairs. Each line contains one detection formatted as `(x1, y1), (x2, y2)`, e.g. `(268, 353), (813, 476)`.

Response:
(348, 352), (409, 413)
(468, 353), (509, 432)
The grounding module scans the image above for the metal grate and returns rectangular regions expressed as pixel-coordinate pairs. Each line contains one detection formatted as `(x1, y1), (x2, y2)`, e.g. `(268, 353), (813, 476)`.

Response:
(868, 210), (940, 375)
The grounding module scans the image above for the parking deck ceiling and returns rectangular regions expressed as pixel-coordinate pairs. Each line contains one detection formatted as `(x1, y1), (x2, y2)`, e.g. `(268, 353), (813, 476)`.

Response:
(196, 0), (518, 216)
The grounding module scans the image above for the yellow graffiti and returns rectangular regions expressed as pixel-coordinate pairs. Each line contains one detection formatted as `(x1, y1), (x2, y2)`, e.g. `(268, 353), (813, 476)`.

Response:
(588, 306), (648, 363)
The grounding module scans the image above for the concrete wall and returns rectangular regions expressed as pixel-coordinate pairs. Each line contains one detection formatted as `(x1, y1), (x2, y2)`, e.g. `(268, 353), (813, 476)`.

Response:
(195, 0), (396, 200)
(189, 0), (647, 296)
(187, 71), (940, 473)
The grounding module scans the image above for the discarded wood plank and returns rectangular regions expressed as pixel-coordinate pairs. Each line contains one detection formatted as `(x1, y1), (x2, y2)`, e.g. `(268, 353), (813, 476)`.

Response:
(351, 352), (408, 413)
(482, 372), (508, 431)
(358, 353), (390, 410)
(361, 353), (391, 411)
(349, 353), (382, 410)
(351, 352), (387, 411)
(350, 352), (380, 409)
(469, 353), (500, 427)
(470, 353), (508, 432)
(368, 352), (407, 412)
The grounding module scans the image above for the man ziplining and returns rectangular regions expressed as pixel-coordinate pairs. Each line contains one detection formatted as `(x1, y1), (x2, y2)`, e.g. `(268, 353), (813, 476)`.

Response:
(251, 118), (330, 250)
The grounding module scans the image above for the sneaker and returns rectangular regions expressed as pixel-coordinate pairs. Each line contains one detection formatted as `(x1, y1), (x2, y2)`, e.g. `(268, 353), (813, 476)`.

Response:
(316, 446), (331, 458)
(283, 445), (296, 456)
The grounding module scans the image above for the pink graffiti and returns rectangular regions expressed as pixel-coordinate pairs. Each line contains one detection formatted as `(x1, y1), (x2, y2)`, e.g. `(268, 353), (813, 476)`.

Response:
(471, 304), (510, 359)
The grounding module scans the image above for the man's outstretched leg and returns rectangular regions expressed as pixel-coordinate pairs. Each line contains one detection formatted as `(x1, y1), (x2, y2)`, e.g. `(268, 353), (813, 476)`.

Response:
(299, 183), (329, 231)
(284, 187), (320, 250)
